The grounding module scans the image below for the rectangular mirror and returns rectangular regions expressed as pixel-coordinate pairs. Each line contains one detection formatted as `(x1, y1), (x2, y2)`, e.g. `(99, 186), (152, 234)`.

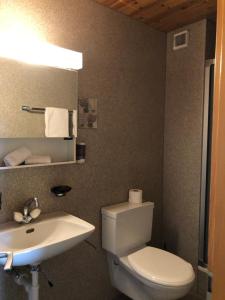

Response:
(0, 57), (78, 169)
(0, 57), (78, 138)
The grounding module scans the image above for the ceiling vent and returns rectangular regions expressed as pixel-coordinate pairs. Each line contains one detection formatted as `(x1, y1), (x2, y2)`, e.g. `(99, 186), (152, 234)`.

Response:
(173, 30), (189, 50)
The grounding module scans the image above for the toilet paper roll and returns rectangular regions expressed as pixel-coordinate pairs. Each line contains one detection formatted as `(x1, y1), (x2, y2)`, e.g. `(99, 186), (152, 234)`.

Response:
(129, 189), (143, 204)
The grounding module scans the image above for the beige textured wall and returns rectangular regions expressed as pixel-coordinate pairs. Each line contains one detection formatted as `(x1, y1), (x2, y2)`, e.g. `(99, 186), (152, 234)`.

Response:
(163, 20), (207, 299)
(0, 0), (166, 299)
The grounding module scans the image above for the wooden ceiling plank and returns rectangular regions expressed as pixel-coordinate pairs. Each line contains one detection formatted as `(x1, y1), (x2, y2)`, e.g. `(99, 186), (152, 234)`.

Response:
(96, 0), (142, 15)
(136, 0), (158, 8)
(95, 0), (116, 5)
(145, 0), (200, 24)
(131, 0), (194, 19)
(96, 0), (157, 8)
(111, 0), (134, 9)
(149, 0), (211, 25)
(112, 0), (158, 16)
(152, 0), (216, 31)
(116, 1), (142, 15)
(120, 0), (159, 16)
(95, 0), (118, 7)
(94, 0), (217, 32)
(144, 0), (206, 23)
(159, 1), (216, 30)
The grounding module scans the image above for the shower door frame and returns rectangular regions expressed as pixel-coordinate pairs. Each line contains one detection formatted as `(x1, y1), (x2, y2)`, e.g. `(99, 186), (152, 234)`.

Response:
(199, 59), (214, 268)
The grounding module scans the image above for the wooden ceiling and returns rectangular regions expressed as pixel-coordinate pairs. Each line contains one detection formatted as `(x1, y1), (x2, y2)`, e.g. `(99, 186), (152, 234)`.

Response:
(95, 0), (217, 32)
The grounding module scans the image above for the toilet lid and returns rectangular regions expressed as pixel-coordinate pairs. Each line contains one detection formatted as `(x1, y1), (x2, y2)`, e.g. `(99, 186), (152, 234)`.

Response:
(127, 247), (195, 287)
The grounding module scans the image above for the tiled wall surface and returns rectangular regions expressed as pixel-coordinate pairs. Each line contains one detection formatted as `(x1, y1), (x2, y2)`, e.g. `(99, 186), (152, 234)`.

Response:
(163, 20), (207, 299)
(0, 0), (166, 299)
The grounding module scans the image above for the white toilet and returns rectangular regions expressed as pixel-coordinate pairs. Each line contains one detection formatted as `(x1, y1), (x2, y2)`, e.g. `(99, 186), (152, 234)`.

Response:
(101, 201), (195, 300)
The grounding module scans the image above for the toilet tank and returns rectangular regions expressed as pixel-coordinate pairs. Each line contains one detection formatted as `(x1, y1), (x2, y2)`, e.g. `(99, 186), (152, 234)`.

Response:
(101, 201), (154, 257)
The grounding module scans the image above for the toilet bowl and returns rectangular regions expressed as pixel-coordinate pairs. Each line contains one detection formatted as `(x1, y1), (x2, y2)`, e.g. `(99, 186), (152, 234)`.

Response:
(102, 201), (195, 300)
(114, 246), (194, 300)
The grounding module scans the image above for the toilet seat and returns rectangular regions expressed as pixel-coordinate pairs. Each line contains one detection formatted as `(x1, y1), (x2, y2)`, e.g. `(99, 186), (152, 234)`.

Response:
(119, 247), (195, 287)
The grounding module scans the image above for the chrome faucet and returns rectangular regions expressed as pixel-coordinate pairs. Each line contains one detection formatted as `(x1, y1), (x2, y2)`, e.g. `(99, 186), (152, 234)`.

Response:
(14, 197), (41, 224)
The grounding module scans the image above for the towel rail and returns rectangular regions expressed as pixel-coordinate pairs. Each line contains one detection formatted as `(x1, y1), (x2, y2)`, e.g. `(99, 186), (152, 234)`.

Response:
(21, 105), (73, 114)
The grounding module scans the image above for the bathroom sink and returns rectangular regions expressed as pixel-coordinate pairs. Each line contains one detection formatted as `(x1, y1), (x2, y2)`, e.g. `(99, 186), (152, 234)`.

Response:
(0, 212), (95, 267)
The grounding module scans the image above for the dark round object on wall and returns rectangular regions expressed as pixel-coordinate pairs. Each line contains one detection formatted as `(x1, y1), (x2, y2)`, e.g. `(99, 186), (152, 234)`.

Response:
(51, 185), (72, 197)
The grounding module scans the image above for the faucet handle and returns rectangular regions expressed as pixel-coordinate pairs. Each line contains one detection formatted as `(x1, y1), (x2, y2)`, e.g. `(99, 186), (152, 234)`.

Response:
(13, 212), (23, 223)
(30, 208), (41, 219)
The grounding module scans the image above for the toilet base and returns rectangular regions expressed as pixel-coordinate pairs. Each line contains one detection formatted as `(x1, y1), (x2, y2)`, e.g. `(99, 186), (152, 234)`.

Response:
(107, 253), (150, 300)
(107, 253), (193, 300)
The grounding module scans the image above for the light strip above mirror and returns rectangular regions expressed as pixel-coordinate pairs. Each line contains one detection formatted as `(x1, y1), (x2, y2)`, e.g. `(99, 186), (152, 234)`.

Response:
(0, 33), (83, 70)
(0, 7), (82, 70)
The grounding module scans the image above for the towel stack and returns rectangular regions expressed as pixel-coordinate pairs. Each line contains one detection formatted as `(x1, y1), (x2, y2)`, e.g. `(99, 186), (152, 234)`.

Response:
(3, 147), (52, 167)
(25, 155), (52, 165)
(4, 147), (32, 167)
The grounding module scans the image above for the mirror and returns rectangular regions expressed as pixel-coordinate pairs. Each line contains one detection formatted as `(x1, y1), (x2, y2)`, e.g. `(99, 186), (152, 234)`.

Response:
(0, 57), (78, 169)
(0, 57), (78, 138)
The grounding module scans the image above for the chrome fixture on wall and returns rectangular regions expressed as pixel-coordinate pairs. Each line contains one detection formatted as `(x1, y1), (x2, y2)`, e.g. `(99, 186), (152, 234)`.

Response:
(14, 197), (41, 224)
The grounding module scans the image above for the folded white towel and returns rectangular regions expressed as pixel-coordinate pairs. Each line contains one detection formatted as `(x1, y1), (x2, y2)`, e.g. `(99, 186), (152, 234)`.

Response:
(4, 147), (32, 167)
(73, 110), (77, 137)
(45, 107), (69, 137)
(25, 155), (52, 165)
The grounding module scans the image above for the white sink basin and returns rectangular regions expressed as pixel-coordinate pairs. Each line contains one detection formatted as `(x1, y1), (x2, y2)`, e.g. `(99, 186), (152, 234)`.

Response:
(0, 212), (95, 267)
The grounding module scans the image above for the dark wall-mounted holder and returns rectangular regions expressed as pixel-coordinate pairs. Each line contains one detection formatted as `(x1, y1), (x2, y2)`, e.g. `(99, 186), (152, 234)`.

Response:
(51, 185), (72, 197)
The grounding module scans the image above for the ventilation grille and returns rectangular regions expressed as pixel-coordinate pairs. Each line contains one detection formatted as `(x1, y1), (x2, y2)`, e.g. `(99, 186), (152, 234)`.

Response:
(173, 30), (189, 50)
